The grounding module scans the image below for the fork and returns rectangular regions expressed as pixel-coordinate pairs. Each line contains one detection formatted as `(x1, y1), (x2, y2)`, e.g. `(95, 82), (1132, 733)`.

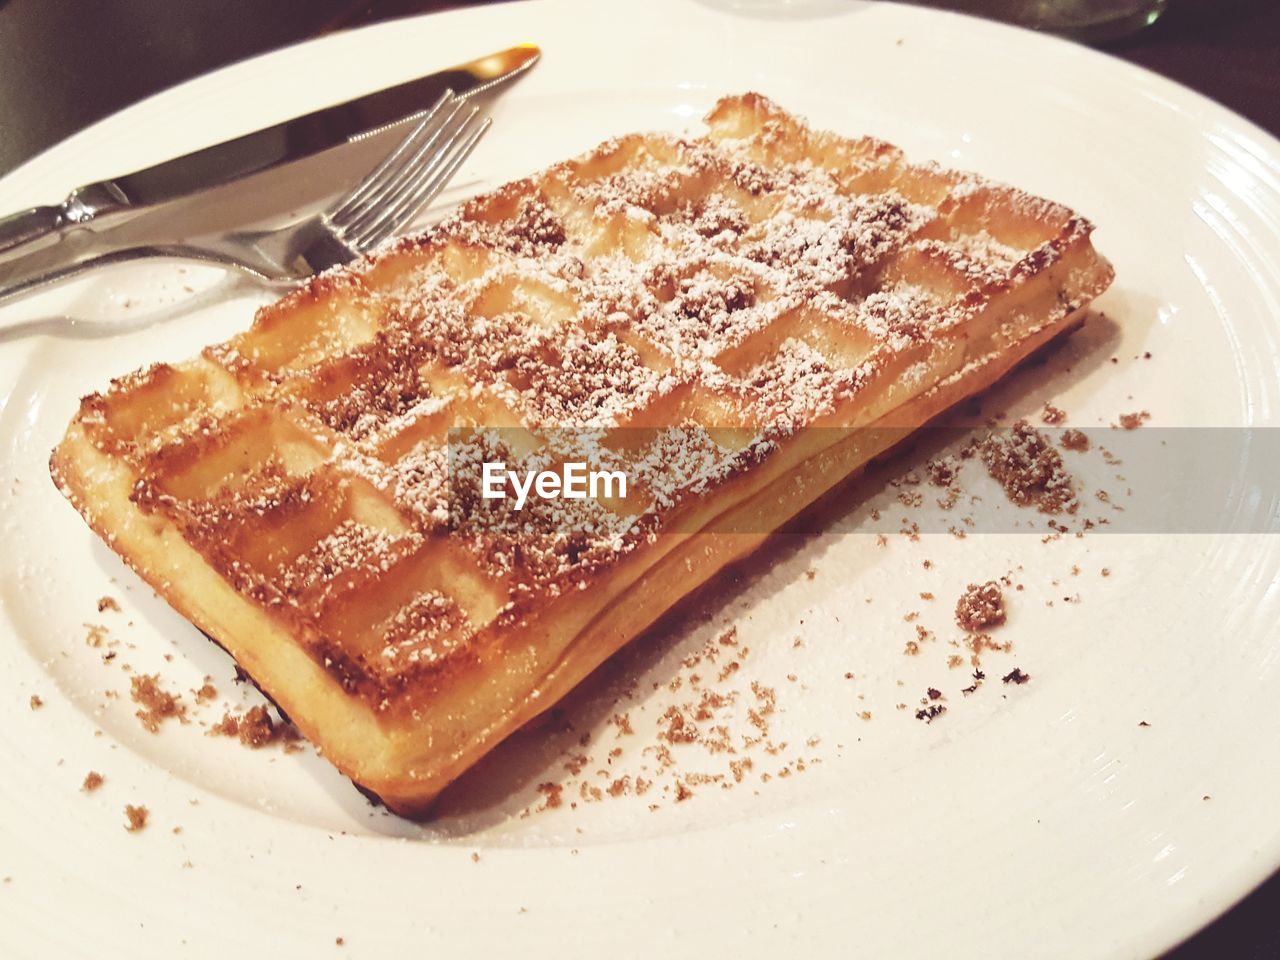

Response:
(0, 89), (490, 318)
(190, 89), (491, 284)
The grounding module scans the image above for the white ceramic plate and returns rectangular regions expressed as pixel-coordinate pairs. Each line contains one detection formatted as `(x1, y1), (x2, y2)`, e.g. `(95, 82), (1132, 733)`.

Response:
(2, 1), (1279, 956)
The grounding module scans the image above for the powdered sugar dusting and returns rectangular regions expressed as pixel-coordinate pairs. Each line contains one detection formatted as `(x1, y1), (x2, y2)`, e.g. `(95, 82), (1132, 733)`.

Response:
(78, 92), (1106, 706)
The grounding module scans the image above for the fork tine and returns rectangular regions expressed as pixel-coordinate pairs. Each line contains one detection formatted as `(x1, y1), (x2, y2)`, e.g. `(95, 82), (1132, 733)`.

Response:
(361, 115), (492, 250)
(350, 111), (483, 250)
(354, 111), (491, 251)
(337, 98), (472, 235)
(347, 103), (479, 239)
(332, 97), (474, 233)
(327, 89), (456, 224)
(336, 99), (475, 240)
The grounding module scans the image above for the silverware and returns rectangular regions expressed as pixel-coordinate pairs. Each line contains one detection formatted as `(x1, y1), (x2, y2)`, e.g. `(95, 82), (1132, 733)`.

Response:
(0, 91), (489, 326)
(0, 43), (536, 298)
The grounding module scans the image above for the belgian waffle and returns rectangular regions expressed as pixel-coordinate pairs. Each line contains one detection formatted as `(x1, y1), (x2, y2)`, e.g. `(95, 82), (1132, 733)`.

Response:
(51, 94), (1113, 817)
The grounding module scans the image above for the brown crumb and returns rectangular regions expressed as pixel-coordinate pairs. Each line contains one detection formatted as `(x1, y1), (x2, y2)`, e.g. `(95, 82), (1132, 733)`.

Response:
(28, 694), (43, 710)
(124, 804), (149, 832)
(130, 674), (186, 732)
(1060, 428), (1089, 452)
(1001, 668), (1031, 685)
(192, 681), (218, 704)
(1040, 403), (1067, 425)
(470, 851), (481, 863)
(336, 937), (345, 947)
(209, 705), (299, 749)
(915, 704), (946, 723)
(926, 457), (957, 487)
(82, 771), (104, 792)
(96, 596), (121, 613)
(955, 581), (1007, 632)
(536, 782), (564, 809)
(1118, 411), (1150, 430)
(1138, 720), (1151, 727)
(659, 706), (698, 744)
(979, 421), (1078, 514)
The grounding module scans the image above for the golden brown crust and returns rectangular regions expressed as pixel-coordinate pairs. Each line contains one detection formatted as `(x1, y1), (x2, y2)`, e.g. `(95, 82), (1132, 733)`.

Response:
(49, 93), (1114, 816)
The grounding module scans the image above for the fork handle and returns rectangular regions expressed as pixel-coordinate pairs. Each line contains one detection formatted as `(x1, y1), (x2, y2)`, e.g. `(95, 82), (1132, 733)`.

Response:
(0, 244), (142, 306)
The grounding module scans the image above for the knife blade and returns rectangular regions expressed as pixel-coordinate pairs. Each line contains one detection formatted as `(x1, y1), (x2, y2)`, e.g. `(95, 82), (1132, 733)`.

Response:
(0, 43), (539, 262)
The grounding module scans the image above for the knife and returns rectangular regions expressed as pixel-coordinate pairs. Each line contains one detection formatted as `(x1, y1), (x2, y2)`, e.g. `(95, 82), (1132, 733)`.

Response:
(0, 43), (539, 265)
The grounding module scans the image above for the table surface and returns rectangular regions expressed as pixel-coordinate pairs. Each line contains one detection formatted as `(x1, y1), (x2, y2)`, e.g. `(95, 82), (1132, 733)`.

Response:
(1, 0), (1277, 955)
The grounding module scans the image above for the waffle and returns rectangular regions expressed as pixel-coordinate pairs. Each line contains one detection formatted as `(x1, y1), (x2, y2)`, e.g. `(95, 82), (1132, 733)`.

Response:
(51, 94), (1113, 817)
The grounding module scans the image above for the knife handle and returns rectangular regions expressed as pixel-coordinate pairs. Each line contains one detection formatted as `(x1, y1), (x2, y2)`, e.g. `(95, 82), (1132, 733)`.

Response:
(0, 206), (65, 257)
(0, 182), (129, 260)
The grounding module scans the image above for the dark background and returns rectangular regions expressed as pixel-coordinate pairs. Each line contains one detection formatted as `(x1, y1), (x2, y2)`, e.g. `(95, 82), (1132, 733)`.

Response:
(1, 0), (1277, 955)
(1, 0), (1277, 176)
